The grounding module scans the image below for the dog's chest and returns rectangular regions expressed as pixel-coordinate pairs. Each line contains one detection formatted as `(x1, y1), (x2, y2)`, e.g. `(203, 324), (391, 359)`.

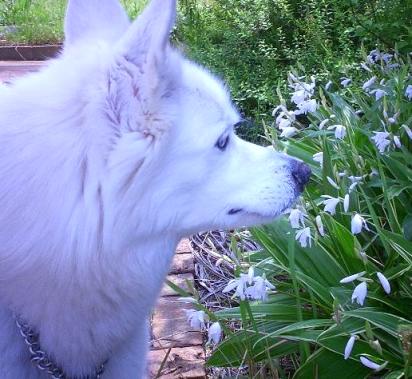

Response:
(2, 238), (179, 376)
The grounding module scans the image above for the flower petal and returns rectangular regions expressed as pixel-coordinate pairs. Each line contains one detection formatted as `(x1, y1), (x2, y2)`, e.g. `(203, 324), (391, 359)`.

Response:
(344, 335), (356, 360)
(340, 271), (366, 284)
(377, 272), (391, 294)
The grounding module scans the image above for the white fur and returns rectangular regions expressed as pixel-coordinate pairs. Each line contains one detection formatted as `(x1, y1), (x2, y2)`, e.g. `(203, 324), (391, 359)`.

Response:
(0, 0), (302, 377)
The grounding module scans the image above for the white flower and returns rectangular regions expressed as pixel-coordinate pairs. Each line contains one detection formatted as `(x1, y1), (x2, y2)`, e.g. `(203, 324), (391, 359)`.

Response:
(360, 62), (372, 72)
(295, 227), (312, 248)
(272, 104), (287, 117)
(402, 125), (412, 140)
(360, 356), (387, 371)
(280, 127), (298, 138)
(348, 176), (362, 193)
(372, 132), (391, 153)
(313, 152), (323, 167)
(315, 215), (325, 237)
(377, 272), (391, 294)
(344, 335), (356, 359)
(319, 119), (330, 129)
(223, 271), (275, 301)
(223, 274), (249, 300)
(381, 53), (393, 63)
(291, 89), (312, 105)
(207, 322), (222, 345)
(370, 89), (387, 101)
(387, 111), (399, 124)
(325, 81), (333, 91)
(245, 276), (276, 301)
(344, 194), (350, 212)
(328, 124), (347, 139)
(349, 175), (363, 183)
(289, 208), (306, 229)
(351, 213), (369, 234)
(322, 196), (340, 215)
(276, 109), (296, 130)
(393, 136), (401, 149)
(248, 266), (255, 285)
(341, 78), (352, 87)
(340, 271), (366, 284)
(184, 310), (208, 330)
(351, 282), (368, 306)
(278, 117), (292, 130)
(362, 76), (377, 91)
(327, 176), (340, 190)
(405, 85), (412, 101)
(367, 49), (380, 64)
(294, 99), (318, 115)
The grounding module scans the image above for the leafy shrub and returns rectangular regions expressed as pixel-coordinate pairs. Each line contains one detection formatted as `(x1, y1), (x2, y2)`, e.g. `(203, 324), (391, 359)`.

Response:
(197, 52), (412, 378)
(177, 0), (375, 122)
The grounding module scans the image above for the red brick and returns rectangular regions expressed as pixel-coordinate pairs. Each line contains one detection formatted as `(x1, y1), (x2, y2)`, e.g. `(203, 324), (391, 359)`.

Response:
(176, 239), (191, 254)
(169, 253), (194, 275)
(160, 274), (194, 297)
(151, 297), (203, 350)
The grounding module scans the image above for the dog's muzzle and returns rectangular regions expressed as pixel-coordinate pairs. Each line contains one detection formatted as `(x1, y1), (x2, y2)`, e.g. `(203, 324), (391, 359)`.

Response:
(290, 161), (311, 192)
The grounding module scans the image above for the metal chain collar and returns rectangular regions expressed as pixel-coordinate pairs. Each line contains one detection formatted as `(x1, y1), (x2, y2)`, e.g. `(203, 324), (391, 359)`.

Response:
(15, 317), (107, 379)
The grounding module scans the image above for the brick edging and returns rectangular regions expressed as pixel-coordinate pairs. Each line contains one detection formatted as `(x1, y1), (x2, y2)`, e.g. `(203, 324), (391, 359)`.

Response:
(0, 45), (61, 61)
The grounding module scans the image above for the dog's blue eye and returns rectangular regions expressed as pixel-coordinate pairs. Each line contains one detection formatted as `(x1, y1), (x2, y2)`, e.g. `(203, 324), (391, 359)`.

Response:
(216, 135), (230, 151)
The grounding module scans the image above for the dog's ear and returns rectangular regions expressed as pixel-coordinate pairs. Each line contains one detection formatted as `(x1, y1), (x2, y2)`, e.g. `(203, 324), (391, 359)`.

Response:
(119, 0), (176, 62)
(106, 0), (178, 134)
(64, 0), (130, 46)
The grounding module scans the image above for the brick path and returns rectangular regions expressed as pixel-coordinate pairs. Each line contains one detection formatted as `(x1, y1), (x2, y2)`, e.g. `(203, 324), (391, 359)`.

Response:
(0, 62), (205, 379)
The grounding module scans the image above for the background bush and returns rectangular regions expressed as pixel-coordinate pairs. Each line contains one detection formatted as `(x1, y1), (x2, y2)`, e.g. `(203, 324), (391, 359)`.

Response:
(2, 0), (411, 130)
(178, 0), (412, 127)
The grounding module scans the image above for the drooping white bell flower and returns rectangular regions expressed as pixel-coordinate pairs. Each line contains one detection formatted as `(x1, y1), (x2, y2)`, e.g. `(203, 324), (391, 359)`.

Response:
(344, 335), (357, 360)
(376, 272), (391, 294)
(340, 271), (366, 284)
(288, 208), (306, 229)
(315, 215), (325, 237)
(295, 227), (312, 248)
(372, 131), (391, 153)
(207, 322), (223, 345)
(322, 196), (340, 215)
(351, 282), (368, 306)
(344, 194), (350, 212)
(184, 310), (208, 330)
(360, 356), (387, 371)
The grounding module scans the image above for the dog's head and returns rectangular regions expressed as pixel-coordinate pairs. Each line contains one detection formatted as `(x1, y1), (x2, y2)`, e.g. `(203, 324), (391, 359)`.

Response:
(64, 0), (310, 238)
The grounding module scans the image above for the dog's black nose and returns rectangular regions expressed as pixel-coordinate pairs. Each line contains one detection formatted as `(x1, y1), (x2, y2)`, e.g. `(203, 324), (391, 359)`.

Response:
(291, 161), (311, 189)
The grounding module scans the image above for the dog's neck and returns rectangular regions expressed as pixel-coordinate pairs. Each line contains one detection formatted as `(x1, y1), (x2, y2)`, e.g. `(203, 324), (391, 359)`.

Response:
(2, 236), (179, 376)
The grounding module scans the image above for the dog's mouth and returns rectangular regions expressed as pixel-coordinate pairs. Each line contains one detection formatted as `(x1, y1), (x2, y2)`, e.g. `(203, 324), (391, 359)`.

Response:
(228, 207), (288, 220)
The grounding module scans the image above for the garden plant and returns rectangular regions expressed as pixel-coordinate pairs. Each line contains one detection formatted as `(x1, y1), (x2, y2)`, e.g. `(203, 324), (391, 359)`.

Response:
(182, 51), (412, 378)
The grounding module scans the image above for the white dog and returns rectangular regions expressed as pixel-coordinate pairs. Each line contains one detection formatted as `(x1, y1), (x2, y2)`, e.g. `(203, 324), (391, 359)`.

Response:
(0, 0), (310, 377)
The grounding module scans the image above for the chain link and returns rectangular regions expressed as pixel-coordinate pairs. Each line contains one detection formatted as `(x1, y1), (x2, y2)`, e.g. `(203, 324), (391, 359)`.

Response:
(15, 317), (107, 379)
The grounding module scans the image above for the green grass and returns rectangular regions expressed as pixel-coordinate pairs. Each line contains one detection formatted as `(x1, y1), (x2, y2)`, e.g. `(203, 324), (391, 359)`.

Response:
(0, 0), (148, 45)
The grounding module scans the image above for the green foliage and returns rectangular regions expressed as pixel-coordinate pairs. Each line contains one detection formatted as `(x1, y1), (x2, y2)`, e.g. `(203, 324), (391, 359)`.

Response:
(343, 0), (412, 53)
(0, 0), (147, 44)
(207, 55), (412, 377)
(3, 0), (410, 130)
(177, 0), (366, 122)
